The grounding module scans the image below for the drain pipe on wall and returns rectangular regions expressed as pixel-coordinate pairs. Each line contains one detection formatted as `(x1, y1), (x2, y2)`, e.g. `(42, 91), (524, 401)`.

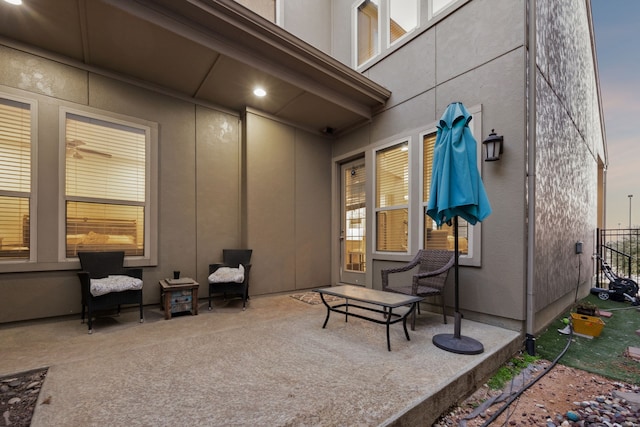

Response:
(525, 0), (537, 356)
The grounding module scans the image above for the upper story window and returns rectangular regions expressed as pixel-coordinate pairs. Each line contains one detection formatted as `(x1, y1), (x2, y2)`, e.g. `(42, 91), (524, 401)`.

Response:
(355, 0), (418, 67)
(431, 0), (457, 17)
(389, 0), (418, 45)
(0, 96), (33, 261)
(375, 140), (409, 252)
(356, 0), (380, 66)
(64, 111), (149, 258)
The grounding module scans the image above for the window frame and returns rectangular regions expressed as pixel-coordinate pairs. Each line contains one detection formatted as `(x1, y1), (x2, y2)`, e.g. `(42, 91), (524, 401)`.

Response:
(429, 0), (460, 20)
(388, 0), (419, 48)
(59, 106), (158, 265)
(353, 0), (382, 68)
(373, 137), (411, 254)
(353, 0), (467, 70)
(419, 104), (483, 266)
(0, 92), (37, 265)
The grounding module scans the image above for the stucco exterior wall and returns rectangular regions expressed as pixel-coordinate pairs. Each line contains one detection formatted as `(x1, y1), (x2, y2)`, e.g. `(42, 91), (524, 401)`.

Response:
(278, 0), (332, 54)
(0, 43), (332, 323)
(330, 0), (528, 328)
(245, 112), (332, 296)
(533, 0), (605, 327)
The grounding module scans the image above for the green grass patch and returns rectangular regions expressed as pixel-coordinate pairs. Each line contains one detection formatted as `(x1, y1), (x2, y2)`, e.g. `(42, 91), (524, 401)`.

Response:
(487, 353), (539, 390)
(536, 294), (640, 384)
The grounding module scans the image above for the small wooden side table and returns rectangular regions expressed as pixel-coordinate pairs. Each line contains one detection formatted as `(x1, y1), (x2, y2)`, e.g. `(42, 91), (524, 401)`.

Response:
(159, 279), (199, 320)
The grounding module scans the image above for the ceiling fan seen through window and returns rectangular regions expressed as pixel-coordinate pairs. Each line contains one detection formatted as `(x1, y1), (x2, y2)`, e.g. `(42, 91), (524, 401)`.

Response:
(66, 139), (113, 159)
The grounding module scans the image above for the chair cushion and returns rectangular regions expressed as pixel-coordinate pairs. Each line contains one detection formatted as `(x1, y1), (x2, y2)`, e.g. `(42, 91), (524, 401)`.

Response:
(208, 264), (244, 284)
(90, 275), (143, 297)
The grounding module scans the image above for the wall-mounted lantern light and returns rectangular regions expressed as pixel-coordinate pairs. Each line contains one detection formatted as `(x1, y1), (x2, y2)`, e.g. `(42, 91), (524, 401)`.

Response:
(482, 129), (504, 161)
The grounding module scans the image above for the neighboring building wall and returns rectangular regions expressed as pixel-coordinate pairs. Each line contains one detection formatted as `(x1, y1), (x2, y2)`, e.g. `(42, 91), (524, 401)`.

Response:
(533, 1), (605, 331)
(330, 0), (528, 329)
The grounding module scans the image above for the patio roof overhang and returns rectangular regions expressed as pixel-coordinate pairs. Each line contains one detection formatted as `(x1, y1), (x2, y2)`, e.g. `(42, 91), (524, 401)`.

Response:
(0, 0), (391, 135)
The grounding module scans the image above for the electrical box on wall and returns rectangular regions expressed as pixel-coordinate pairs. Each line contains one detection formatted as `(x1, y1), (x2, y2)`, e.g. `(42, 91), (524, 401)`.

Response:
(575, 241), (583, 254)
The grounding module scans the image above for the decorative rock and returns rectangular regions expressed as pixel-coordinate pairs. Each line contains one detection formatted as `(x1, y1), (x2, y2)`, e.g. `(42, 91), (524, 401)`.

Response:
(26, 381), (40, 389)
(566, 410), (580, 421)
(8, 396), (21, 405)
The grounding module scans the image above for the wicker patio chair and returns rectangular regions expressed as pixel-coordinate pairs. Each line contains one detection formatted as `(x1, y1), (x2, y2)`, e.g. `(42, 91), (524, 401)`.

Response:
(77, 251), (144, 334)
(381, 249), (455, 330)
(208, 249), (252, 310)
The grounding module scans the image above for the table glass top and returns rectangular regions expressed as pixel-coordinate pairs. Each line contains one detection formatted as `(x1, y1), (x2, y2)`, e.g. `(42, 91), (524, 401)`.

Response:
(314, 285), (422, 307)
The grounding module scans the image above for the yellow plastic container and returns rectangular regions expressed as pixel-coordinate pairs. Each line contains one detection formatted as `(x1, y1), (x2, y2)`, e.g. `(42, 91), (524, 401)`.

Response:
(571, 313), (605, 337)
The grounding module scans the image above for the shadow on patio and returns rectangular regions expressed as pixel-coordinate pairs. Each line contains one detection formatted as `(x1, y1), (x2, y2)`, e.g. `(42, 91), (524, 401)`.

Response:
(0, 293), (520, 426)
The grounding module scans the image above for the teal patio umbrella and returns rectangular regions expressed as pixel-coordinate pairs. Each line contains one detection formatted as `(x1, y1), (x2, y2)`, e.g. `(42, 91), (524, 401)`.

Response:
(426, 101), (491, 355)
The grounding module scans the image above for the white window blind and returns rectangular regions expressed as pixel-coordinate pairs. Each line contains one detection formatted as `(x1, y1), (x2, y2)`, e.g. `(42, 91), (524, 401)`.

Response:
(422, 131), (469, 254)
(65, 113), (146, 257)
(357, 0), (380, 66)
(376, 142), (408, 252)
(344, 163), (366, 272)
(0, 97), (31, 259)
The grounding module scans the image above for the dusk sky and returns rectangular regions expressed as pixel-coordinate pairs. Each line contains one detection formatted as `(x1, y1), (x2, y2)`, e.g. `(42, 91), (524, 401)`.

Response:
(591, 0), (640, 228)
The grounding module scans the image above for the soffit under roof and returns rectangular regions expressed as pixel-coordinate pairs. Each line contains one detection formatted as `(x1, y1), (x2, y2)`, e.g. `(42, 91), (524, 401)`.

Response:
(0, 0), (390, 135)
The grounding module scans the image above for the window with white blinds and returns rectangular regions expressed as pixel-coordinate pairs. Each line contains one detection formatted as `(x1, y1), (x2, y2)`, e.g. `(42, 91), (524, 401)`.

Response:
(344, 163), (366, 272)
(65, 112), (147, 257)
(422, 132), (469, 253)
(356, 0), (380, 66)
(375, 141), (408, 252)
(0, 97), (32, 259)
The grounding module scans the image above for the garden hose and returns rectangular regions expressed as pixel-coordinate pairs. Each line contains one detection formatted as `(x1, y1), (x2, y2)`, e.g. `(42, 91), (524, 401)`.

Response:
(480, 323), (574, 426)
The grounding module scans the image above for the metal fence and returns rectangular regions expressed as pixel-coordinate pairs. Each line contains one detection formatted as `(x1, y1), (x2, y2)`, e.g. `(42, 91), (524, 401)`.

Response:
(596, 228), (640, 286)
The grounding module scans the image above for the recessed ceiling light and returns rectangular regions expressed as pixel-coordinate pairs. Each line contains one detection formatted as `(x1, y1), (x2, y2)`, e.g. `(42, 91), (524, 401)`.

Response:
(253, 87), (266, 97)
(3, 0), (23, 5)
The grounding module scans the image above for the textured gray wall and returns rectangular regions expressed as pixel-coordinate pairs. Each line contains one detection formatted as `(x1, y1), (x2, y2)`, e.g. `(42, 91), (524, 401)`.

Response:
(330, 0), (528, 327)
(0, 45), (332, 323)
(534, 0), (605, 313)
(245, 113), (332, 296)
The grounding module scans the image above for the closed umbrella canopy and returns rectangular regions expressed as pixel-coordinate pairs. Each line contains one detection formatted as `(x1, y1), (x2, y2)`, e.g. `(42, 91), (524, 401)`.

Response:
(427, 101), (491, 355)
(426, 102), (491, 226)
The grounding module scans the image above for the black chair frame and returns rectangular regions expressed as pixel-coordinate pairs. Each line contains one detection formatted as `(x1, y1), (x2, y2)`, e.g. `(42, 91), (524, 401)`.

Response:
(77, 251), (144, 334)
(208, 249), (252, 310)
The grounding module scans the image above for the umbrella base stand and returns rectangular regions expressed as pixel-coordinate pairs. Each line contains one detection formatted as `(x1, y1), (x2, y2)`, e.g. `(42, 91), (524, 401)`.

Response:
(432, 312), (484, 355)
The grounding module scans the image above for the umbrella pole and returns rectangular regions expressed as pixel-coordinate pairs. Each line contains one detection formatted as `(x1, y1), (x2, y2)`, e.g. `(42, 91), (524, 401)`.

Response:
(432, 216), (484, 355)
(453, 215), (461, 338)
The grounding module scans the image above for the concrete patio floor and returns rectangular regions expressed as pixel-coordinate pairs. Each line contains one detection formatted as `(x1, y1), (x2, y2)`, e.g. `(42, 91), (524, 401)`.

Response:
(0, 292), (521, 426)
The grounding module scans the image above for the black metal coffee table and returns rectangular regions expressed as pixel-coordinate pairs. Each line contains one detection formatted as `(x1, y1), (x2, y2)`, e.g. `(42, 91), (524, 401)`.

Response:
(314, 285), (423, 351)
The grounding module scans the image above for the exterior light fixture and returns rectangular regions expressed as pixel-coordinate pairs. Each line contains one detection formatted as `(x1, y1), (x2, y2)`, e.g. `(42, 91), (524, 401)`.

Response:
(3, 0), (22, 4)
(253, 87), (266, 97)
(482, 129), (504, 161)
